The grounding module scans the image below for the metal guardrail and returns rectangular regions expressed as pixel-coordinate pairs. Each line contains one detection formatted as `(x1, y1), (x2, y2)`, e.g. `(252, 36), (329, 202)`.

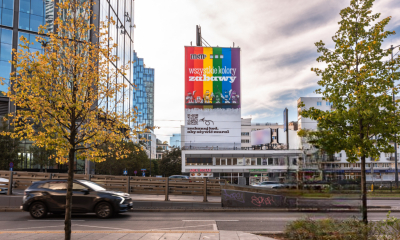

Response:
(0, 171), (225, 201)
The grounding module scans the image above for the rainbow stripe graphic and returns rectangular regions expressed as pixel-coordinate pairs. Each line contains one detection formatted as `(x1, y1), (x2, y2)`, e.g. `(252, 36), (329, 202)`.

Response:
(185, 47), (240, 109)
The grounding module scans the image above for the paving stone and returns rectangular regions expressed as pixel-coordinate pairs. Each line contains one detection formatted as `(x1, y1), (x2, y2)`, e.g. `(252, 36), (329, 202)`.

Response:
(71, 233), (94, 239)
(200, 232), (219, 240)
(236, 231), (261, 240)
(179, 232), (201, 240)
(219, 230), (239, 240)
(98, 233), (128, 240)
(118, 232), (147, 240)
(79, 233), (111, 240)
(139, 232), (165, 240)
(158, 232), (183, 240)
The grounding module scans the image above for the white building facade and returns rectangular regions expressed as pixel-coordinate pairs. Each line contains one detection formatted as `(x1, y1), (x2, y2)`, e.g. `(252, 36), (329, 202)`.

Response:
(298, 96), (400, 182)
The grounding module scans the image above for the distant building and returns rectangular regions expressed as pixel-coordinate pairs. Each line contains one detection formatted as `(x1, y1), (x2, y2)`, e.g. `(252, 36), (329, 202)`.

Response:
(140, 131), (156, 159)
(170, 134), (181, 149)
(156, 139), (168, 159)
(133, 51), (154, 129)
(289, 121), (298, 131)
(297, 97), (332, 130)
(240, 118), (282, 150)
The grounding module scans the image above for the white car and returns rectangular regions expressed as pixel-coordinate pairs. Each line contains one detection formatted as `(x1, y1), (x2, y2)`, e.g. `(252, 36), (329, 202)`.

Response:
(0, 177), (8, 194)
(252, 181), (284, 189)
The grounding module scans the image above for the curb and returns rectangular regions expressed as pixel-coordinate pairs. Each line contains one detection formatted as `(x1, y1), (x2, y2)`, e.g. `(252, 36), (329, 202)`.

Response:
(129, 208), (396, 212)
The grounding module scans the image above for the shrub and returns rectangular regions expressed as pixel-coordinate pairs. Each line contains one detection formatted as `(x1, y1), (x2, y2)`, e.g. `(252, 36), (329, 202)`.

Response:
(284, 213), (400, 240)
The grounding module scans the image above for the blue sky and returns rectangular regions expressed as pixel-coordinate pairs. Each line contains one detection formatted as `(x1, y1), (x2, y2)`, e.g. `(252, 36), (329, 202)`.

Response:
(133, 0), (400, 142)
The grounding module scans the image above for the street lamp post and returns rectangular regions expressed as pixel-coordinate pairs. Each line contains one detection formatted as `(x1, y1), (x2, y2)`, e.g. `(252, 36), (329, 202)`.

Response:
(391, 45), (400, 188)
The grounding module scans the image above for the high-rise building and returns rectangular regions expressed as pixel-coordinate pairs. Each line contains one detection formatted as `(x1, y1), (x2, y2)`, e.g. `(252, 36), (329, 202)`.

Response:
(132, 51), (154, 129)
(170, 134), (181, 149)
(0, 0), (135, 172)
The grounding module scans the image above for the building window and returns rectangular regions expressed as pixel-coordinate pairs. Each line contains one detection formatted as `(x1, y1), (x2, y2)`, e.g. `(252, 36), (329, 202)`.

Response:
(241, 132), (249, 136)
(317, 101), (322, 106)
(0, 28), (12, 96)
(19, 0), (54, 32)
(0, 0), (13, 27)
(241, 139), (249, 143)
(221, 158), (226, 165)
(326, 102), (332, 105)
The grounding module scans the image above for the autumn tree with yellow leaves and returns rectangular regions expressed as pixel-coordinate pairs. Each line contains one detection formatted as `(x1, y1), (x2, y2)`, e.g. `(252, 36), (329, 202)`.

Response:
(0, 0), (142, 239)
(299, 0), (400, 223)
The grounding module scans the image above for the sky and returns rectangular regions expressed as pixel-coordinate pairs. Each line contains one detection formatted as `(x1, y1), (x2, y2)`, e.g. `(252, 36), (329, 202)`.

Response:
(133, 0), (400, 143)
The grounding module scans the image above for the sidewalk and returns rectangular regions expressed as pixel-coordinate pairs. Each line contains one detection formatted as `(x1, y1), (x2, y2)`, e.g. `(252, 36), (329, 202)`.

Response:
(0, 230), (277, 240)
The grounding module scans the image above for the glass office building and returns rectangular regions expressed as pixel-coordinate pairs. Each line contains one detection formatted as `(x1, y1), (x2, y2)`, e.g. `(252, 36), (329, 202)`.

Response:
(133, 51), (154, 129)
(0, 0), (135, 172)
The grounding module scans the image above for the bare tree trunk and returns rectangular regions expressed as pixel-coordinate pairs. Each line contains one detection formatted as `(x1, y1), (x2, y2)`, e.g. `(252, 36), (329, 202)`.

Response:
(64, 148), (75, 240)
(361, 154), (367, 224)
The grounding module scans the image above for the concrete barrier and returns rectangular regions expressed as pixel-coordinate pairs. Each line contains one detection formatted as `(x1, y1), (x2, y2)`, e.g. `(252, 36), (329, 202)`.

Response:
(221, 189), (297, 208)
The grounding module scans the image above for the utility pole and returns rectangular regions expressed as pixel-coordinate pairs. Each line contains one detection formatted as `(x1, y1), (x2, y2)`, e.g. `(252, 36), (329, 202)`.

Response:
(392, 44), (399, 188)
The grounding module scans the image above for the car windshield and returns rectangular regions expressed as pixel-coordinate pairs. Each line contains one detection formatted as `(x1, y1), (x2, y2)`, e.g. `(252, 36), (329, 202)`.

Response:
(78, 180), (106, 191)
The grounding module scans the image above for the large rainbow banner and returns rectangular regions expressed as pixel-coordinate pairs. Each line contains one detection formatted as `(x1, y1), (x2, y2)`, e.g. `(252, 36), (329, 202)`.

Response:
(184, 47), (241, 109)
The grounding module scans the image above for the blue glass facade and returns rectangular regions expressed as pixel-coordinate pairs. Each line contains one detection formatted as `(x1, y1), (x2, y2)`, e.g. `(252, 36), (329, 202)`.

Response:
(133, 51), (154, 129)
(0, 0), (135, 172)
(0, 27), (12, 96)
(0, 0), (53, 97)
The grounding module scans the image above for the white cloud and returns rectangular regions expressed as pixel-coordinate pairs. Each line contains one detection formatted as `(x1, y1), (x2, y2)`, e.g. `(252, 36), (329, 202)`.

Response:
(134, 0), (400, 142)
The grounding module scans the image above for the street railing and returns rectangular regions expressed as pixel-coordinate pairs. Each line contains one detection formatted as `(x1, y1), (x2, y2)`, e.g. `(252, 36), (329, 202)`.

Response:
(0, 171), (225, 202)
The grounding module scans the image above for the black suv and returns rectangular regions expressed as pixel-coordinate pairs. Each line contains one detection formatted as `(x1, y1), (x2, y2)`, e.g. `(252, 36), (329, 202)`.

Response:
(21, 179), (133, 219)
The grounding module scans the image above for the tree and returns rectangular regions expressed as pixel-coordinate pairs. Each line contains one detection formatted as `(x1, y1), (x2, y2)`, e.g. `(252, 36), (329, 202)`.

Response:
(30, 145), (56, 172)
(95, 142), (149, 176)
(0, 1), (140, 239)
(0, 119), (21, 170)
(158, 148), (182, 177)
(299, 0), (400, 223)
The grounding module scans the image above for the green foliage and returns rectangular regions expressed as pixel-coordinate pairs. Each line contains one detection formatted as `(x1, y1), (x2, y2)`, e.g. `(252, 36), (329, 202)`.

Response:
(0, 120), (21, 170)
(300, 0), (400, 162)
(158, 148), (182, 177)
(29, 145), (57, 172)
(285, 213), (400, 240)
(95, 142), (149, 176)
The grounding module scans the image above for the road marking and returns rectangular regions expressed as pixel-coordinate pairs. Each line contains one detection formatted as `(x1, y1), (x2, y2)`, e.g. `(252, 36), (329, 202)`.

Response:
(73, 224), (131, 231)
(150, 224), (215, 231)
(182, 220), (239, 222)
(0, 230), (219, 234)
(213, 224), (218, 231)
(0, 225), (65, 231)
(28, 220), (85, 221)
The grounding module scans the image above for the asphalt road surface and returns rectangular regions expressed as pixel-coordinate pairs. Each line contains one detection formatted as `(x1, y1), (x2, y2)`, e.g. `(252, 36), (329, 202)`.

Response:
(1, 211), (400, 232)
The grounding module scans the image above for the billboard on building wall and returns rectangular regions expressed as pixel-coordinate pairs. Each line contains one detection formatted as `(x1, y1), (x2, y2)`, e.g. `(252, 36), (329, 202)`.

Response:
(185, 47), (240, 109)
(184, 108), (241, 148)
(251, 129), (271, 145)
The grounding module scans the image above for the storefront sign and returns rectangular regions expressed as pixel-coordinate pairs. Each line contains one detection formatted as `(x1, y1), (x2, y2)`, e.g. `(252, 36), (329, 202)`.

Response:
(189, 169), (212, 172)
(190, 172), (213, 177)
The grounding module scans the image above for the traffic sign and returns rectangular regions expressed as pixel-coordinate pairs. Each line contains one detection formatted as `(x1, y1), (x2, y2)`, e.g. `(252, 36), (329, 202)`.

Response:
(141, 169), (146, 171)
(9, 167), (13, 171)
(9, 162), (13, 168)
(134, 171), (137, 174)
(142, 172), (145, 177)
(123, 170), (128, 175)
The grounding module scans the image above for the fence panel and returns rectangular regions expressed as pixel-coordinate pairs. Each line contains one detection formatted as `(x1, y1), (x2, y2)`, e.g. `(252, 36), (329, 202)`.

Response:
(0, 171), (224, 196)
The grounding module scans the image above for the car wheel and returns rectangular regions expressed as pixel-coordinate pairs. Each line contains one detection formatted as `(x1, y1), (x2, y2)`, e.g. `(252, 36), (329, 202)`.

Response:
(29, 202), (47, 219)
(95, 202), (113, 219)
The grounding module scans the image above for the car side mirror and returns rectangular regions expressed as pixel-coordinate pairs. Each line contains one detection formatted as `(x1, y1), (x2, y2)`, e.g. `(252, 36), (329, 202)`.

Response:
(81, 188), (90, 194)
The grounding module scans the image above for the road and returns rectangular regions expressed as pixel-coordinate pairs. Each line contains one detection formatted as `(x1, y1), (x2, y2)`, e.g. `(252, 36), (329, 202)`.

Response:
(1, 211), (399, 232)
